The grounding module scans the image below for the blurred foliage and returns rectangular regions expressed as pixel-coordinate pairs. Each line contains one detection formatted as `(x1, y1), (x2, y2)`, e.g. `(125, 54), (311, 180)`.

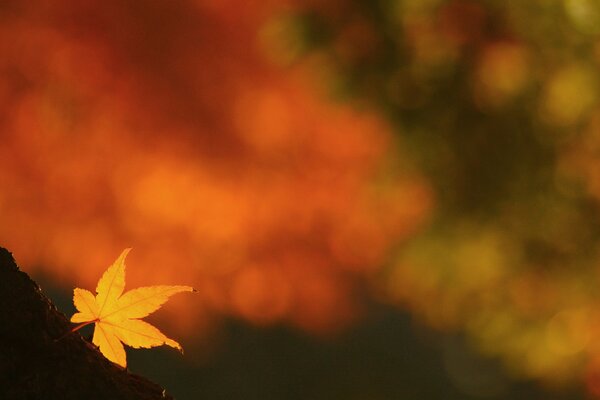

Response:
(0, 0), (429, 335)
(271, 0), (600, 395)
(4, 0), (600, 397)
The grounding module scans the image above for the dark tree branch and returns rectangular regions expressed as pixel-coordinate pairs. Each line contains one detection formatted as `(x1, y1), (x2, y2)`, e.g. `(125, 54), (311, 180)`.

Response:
(0, 247), (174, 400)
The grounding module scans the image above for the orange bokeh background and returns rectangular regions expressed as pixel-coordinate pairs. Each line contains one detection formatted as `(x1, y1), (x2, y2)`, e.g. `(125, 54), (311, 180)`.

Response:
(0, 0), (430, 335)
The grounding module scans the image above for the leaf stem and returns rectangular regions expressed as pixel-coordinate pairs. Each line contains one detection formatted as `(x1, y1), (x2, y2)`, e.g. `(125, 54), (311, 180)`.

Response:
(70, 320), (97, 333)
(54, 320), (98, 342)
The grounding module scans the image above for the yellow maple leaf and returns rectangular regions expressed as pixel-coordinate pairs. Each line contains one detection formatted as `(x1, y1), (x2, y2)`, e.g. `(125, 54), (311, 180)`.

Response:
(70, 248), (195, 367)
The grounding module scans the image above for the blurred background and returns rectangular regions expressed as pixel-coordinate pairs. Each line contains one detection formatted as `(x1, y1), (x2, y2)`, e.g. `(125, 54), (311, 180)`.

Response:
(2, 0), (600, 398)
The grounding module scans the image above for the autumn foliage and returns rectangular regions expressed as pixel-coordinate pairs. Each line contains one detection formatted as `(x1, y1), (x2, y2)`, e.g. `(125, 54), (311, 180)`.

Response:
(9, 0), (600, 398)
(0, 0), (429, 336)
(71, 249), (194, 367)
(289, 0), (600, 396)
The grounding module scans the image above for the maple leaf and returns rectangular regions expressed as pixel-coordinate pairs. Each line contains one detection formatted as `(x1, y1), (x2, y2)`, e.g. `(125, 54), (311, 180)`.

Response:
(70, 248), (195, 367)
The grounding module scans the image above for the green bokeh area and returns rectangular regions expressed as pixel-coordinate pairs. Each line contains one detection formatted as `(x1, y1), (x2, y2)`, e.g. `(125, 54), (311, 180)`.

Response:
(269, 0), (600, 392)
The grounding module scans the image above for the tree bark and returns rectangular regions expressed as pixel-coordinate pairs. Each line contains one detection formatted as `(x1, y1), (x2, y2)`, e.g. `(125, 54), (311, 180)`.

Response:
(0, 247), (174, 400)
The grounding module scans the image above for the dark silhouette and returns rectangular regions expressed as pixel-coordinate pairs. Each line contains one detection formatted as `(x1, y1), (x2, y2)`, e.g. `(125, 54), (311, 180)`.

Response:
(0, 247), (172, 400)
